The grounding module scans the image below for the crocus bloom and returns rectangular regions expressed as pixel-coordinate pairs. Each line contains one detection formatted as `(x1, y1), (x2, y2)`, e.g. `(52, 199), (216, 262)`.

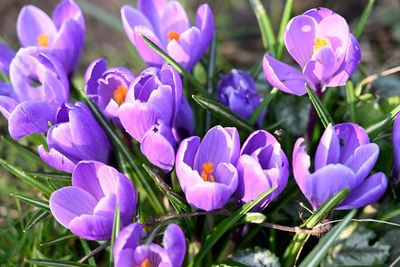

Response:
(119, 65), (182, 171)
(0, 43), (16, 75)
(236, 130), (289, 210)
(38, 102), (112, 173)
(85, 58), (135, 124)
(17, 0), (85, 75)
(293, 123), (387, 210)
(0, 47), (69, 139)
(391, 113), (400, 186)
(218, 69), (263, 121)
(50, 161), (136, 240)
(263, 7), (361, 95)
(113, 223), (186, 267)
(176, 125), (240, 211)
(121, 0), (214, 71)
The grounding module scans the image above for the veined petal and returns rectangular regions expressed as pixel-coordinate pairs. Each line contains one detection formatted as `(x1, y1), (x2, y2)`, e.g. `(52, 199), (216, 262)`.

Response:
(292, 138), (311, 193)
(68, 214), (113, 240)
(0, 95), (18, 120)
(195, 4), (214, 62)
(160, 1), (190, 45)
(302, 46), (336, 89)
(315, 123), (340, 170)
(163, 224), (186, 267)
(174, 27), (201, 71)
(138, 0), (167, 37)
(121, 5), (154, 46)
(344, 143), (379, 184)
(38, 145), (78, 173)
(72, 161), (105, 200)
(133, 26), (165, 67)
(176, 136), (202, 191)
(52, 0), (85, 31)
(334, 123), (369, 163)
(113, 223), (146, 267)
(0, 43), (15, 75)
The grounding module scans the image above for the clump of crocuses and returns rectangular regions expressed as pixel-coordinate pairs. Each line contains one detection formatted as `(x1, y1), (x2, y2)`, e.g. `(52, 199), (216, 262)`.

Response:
(263, 7), (361, 95)
(176, 125), (240, 211)
(293, 123), (387, 210)
(121, 0), (214, 71)
(113, 223), (186, 267)
(50, 161), (136, 240)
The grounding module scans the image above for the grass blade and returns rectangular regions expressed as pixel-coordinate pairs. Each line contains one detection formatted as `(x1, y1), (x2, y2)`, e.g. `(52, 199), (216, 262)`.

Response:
(306, 85), (334, 128)
(188, 186), (277, 267)
(276, 0), (294, 60)
(366, 104), (400, 140)
(26, 259), (94, 267)
(248, 87), (278, 126)
(41, 234), (77, 247)
(353, 0), (375, 39)
(10, 193), (50, 212)
(24, 209), (49, 232)
(27, 172), (71, 181)
(345, 80), (357, 123)
(109, 204), (120, 267)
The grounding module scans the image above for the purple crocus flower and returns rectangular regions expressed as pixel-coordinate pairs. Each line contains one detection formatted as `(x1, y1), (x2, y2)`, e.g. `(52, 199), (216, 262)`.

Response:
(119, 65), (182, 171)
(38, 102), (112, 173)
(113, 223), (186, 267)
(17, 0), (85, 76)
(0, 43), (16, 75)
(0, 47), (69, 139)
(176, 125), (240, 211)
(263, 7), (361, 95)
(236, 130), (289, 211)
(218, 69), (263, 121)
(391, 113), (400, 186)
(293, 123), (387, 210)
(85, 58), (135, 124)
(121, 0), (214, 71)
(50, 161), (136, 241)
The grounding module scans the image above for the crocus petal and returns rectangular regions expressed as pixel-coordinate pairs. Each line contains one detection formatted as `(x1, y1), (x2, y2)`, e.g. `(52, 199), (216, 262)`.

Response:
(344, 143), (379, 184)
(263, 54), (307, 95)
(168, 27), (201, 71)
(134, 244), (167, 266)
(195, 4), (214, 62)
(114, 223), (146, 267)
(304, 7), (334, 23)
(163, 224), (186, 267)
(47, 122), (83, 161)
(17, 5), (57, 47)
(315, 123), (340, 170)
(0, 43), (15, 74)
(138, 0), (168, 37)
(241, 130), (277, 155)
(160, 1), (190, 44)
(68, 214), (113, 240)
(72, 161), (105, 200)
(133, 25), (165, 66)
(147, 85), (174, 125)
(336, 172), (387, 210)
(38, 145), (77, 173)
(176, 136), (202, 191)
(50, 186), (97, 228)
(93, 193), (117, 220)
(85, 58), (107, 89)
(160, 64), (182, 123)
(121, 5), (154, 46)
(52, 0), (85, 31)
(292, 138), (311, 193)
(8, 101), (57, 139)
(167, 40), (190, 70)
(393, 114), (400, 183)
(284, 15), (317, 68)
(0, 95), (18, 120)
(334, 123), (369, 163)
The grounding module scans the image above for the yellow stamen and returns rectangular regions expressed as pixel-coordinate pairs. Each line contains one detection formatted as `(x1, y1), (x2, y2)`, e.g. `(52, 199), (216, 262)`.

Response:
(40, 97), (44, 101)
(201, 162), (215, 182)
(167, 31), (180, 43)
(37, 34), (49, 48)
(136, 258), (152, 267)
(113, 86), (128, 106)
(313, 38), (329, 54)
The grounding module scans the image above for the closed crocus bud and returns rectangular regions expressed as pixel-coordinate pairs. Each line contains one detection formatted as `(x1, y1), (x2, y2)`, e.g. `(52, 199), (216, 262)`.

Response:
(85, 58), (135, 124)
(391, 113), (400, 187)
(17, 0), (85, 76)
(293, 123), (387, 210)
(50, 161), (136, 241)
(121, 0), (214, 71)
(263, 7), (361, 95)
(176, 125), (240, 211)
(218, 69), (262, 121)
(236, 130), (289, 211)
(38, 102), (112, 173)
(113, 223), (186, 267)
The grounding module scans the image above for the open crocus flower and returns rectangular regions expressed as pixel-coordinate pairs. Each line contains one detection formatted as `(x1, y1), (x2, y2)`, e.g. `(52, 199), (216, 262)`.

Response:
(391, 113), (400, 187)
(119, 65), (182, 171)
(50, 161), (136, 241)
(121, 0), (214, 71)
(17, 0), (85, 76)
(113, 223), (186, 267)
(293, 123), (387, 210)
(236, 130), (289, 211)
(85, 58), (135, 124)
(38, 102), (112, 173)
(176, 125), (240, 211)
(263, 7), (361, 95)
(0, 47), (69, 139)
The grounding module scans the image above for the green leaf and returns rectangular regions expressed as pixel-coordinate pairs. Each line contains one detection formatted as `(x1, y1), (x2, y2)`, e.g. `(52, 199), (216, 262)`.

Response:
(248, 87), (278, 126)
(26, 259), (95, 267)
(306, 85), (334, 128)
(276, 0), (294, 60)
(109, 204), (120, 267)
(41, 233), (77, 247)
(299, 209), (357, 267)
(282, 187), (349, 267)
(192, 95), (255, 134)
(23, 209), (49, 232)
(353, 0), (375, 39)
(80, 239), (96, 266)
(10, 193), (50, 212)
(230, 247), (280, 267)
(366, 104), (400, 140)
(188, 186), (277, 267)
(0, 158), (52, 196)
(27, 172), (71, 182)
(140, 34), (208, 96)
(345, 80), (357, 123)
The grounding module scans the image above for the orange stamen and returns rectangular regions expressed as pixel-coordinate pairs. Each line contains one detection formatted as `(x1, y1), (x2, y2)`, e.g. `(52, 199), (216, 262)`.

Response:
(313, 37), (329, 54)
(167, 31), (180, 43)
(37, 34), (49, 48)
(40, 97), (44, 101)
(201, 162), (215, 182)
(136, 258), (152, 267)
(113, 86), (128, 106)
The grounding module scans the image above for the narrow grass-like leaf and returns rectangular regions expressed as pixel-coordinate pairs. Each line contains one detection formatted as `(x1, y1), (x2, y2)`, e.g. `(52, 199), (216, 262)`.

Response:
(140, 34), (208, 96)
(345, 80), (357, 123)
(28, 172), (71, 181)
(192, 95), (255, 133)
(41, 233), (77, 247)
(10, 193), (50, 211)
(188, 186), (277, 267)
(248, 87), (279, 126)
(206, 32), (218, 129)
(109, 204), (120, 267)
(0, 158), (52, 196)
(299, 209), (357, 267)
(276, 0), (294, 60)
(249, 56), (264, 79)
(306, 85), (334, 128)
(26, 259), (95, 267)
(80, 239), (96, 266)
(353, 0), (375, 39)
(282, 188), (349, 267)
(24, 210), (49, 232)
(366, 104), (400, 140)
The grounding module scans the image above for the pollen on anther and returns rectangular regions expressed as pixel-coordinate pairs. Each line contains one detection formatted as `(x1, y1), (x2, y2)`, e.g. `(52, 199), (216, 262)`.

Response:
(167, 31), (180, 43)
(113, 86), (128, 106)
(37, 34), (49, 48)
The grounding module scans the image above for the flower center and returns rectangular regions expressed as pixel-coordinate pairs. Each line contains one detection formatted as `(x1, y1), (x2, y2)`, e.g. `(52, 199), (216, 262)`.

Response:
(113, 86), (128, 106)
(136, 258), (152, 267)
(37, 34), (49, 48)
(167, 31), (180, 43)
(201, 162), (215, 182)
(313, 38), (329, 54)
